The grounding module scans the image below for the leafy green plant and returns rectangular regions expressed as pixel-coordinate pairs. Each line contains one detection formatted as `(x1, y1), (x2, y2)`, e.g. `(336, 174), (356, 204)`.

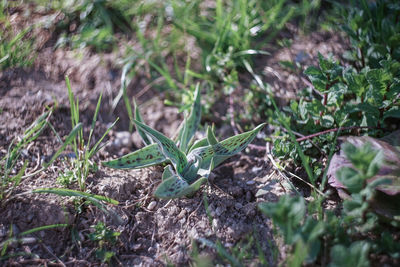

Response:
(334, 0), (400, 69)
(103, 85), (265, 199)
(260, 141), (400, 266)
(88, 221), (120, 263)
(273, 53), (400, 165)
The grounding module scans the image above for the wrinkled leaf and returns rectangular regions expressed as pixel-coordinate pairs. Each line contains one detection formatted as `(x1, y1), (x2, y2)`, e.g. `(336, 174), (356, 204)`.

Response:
(133, 119), (187, 174)
(102, 143), (166, 169)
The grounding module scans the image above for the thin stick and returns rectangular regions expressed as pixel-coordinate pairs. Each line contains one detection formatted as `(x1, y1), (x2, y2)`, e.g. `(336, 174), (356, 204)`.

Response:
(296, 126), (375, 142)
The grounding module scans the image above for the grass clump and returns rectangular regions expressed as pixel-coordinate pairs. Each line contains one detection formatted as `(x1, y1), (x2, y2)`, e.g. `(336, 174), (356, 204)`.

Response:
(0, 2), (35, 70)
(40, 0), (132, 51)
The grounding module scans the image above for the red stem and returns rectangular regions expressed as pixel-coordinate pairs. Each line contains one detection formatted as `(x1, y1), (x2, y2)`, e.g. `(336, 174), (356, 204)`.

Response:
(295, 126), (375, 142)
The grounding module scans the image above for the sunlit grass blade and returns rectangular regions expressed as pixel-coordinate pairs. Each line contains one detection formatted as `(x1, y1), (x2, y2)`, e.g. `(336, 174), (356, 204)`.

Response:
(179, 83), (201, 153)
(0, 224), (68, 256)
(88, 118), (118, 158)
(32, 188), (118, 204)
(133, 119), (187, 174)
(87, 92), (103, 151)
(102, 143), (166, 169)
(43, 123), (82, 168)
(233, 49), (270, 57)
(5, 110), (51, 169)
(33, 188), (121, 223)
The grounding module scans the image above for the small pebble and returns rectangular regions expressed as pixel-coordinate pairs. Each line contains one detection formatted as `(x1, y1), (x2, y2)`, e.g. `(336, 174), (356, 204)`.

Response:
(246, 180), (255, 185)
(113, 131), (132, 148)
(246, 191), (252, 202)
(215, 206), (225, 216)
(147, 201), (157, 211)
(234, 203), (243, 210)
(212, 218), (219, 229)
(251, 166), (263, 173)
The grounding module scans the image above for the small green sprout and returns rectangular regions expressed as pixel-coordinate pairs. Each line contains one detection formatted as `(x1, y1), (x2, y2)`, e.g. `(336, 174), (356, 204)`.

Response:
(103, 84), (265, 199)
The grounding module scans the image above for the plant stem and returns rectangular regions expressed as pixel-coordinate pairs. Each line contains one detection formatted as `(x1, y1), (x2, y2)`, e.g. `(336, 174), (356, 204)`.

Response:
(295, 126), (375, 142)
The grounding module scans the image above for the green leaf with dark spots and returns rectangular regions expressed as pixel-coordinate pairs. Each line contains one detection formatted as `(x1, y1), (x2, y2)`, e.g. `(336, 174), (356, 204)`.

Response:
(154, 174), (207, 199)
(154, 175), (189, 199)
(102, 143), (166, 169)
(188, 137), (209, 153)
(214, 123), (266, 156)
(162, 165), (175, 181)
(134, 100), (152, 145)
(179, 84), (201, 153)
(207, 126), (218, 145)
(188, 123), (266, 175)
(133, 119), (187, 174)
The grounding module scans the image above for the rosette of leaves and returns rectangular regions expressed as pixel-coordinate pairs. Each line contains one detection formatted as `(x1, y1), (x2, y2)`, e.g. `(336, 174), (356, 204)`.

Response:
(103, 85), (265, 199)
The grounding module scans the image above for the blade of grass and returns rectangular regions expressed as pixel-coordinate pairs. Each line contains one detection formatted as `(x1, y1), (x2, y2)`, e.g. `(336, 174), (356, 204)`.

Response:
(32, 188), (118, 205)
(43, 123), (83, 168)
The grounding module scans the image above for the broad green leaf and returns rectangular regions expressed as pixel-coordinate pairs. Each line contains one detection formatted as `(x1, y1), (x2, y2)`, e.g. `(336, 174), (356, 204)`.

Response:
(134, 100), (152, 145)
(181, 155), (202, 184)
(207, 126), (218, 145)
(179, 84), (201, 153)
(328, 241), (370, 267)
(213, 123), (266, 156)
(43, 123), (82, 168)
(154, 175), (189, 199)
(162, 165), (175, 181)
(154, 175), (207, 199)
(188, 137), (209, 153)
(133, 119), (187, 174)
(102, 143), (166, 169)
(188, 123), (266, 175)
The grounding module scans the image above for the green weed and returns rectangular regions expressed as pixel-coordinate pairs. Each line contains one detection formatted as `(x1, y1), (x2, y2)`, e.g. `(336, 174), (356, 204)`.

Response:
(62, 76), (117, 191)
(88, 221), (120, 263)
(40, 0), (131, 51)
(261, 140), (400, 266)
